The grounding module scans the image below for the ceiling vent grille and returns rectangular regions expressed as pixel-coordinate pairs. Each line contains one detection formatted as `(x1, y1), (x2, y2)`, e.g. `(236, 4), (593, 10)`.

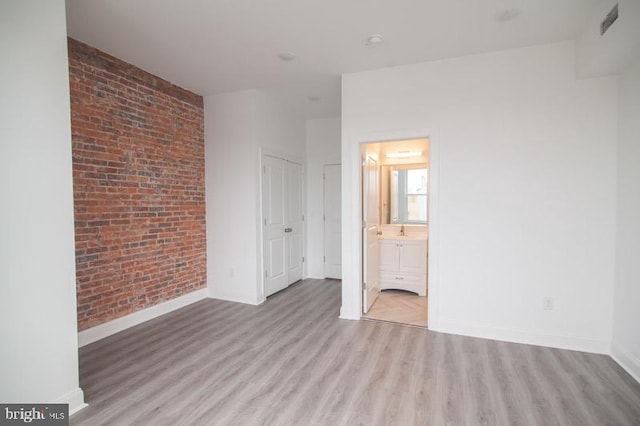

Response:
(600, 3), (619, 36)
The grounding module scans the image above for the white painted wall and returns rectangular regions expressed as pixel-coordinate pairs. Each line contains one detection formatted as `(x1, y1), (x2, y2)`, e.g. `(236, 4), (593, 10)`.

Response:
(0, 0), (85, 413)
(255, 92), (306, 161)
(305, 118), (341, 278)
(205, 90), (305, 305)
(612, 58), (640, 381)
(576, 0), (640, 78)
(205, 91), (259, 304)
(342, 41), (618, 353)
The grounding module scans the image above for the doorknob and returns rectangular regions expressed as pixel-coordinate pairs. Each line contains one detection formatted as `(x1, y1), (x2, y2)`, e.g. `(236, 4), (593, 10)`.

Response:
(284, 228), (292, 233)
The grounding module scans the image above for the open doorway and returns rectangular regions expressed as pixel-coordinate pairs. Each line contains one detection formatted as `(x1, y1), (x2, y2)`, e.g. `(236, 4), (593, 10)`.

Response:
(360, 138), (429, 327)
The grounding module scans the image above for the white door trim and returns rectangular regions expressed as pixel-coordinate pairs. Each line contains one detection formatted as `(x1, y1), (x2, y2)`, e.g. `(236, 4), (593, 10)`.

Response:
(340, 128), (440, 331)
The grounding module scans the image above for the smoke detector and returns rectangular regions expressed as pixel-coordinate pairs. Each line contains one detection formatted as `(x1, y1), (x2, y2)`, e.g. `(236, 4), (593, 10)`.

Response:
(495, 8), (522, 23)
(277, 51), (297, 61)
(365, 34), (384, 47)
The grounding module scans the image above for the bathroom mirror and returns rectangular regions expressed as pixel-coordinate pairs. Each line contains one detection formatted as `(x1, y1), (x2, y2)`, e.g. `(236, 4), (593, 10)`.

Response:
(381, 164), (428, 224)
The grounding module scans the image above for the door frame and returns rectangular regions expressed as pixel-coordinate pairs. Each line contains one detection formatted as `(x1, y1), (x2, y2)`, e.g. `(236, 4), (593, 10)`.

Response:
(258, 148), (306, 303)
(340, 129), (440, 330)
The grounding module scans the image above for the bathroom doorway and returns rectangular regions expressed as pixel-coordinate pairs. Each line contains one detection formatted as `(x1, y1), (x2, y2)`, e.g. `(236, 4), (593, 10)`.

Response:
(360, 138), (429, 327)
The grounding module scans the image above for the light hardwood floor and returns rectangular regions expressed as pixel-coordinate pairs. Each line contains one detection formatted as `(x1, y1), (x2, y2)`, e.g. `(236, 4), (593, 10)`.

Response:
(363, 290), (428, 327)
(72, 279), (640, 425)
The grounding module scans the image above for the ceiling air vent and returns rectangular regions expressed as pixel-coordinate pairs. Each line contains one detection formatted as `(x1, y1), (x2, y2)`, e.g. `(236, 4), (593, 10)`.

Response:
(600, 3), (619, 36)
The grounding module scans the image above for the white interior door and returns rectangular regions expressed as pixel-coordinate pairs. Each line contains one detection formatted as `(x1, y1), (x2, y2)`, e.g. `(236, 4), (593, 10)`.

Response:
(323, 164), (342, 279)
(287, 162), (303, 284)
(263, 155), (288, 296)
(363, 155), (380, 313)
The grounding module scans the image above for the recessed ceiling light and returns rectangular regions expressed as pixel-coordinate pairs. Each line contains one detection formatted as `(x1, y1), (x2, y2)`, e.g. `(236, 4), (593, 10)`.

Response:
(308, 96), (321, 102)
(495, 8), (522, 23)
(277, 51), (297, 61)
(386, 151), (422, 159)
(365, 34), (384, 47)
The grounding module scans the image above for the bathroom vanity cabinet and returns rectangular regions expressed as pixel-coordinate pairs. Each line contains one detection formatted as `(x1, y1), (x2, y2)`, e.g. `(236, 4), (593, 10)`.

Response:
(379, 238), (427, 296)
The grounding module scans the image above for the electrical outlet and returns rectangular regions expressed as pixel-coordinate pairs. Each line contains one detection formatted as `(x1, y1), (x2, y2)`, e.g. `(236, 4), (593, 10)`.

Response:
(543, 297), (554, 311)
(229, 267), (235, 278)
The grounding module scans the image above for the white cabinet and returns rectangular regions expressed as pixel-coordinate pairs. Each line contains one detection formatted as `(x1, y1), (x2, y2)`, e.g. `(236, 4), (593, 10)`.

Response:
(379, 239), (427, 296)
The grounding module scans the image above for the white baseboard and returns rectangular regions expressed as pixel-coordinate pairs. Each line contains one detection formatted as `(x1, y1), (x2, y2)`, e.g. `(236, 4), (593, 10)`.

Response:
(209, 289), (263, 305)
(339, 305), (360, 320)
(55, 387), (87, 415)
(435, 319), (610, 354)
(611, 341), (640, 384)
(78, 289), (208, 347)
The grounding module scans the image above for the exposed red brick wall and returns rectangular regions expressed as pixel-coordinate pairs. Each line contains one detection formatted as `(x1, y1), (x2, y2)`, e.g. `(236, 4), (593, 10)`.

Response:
(68, 38), (206, 331)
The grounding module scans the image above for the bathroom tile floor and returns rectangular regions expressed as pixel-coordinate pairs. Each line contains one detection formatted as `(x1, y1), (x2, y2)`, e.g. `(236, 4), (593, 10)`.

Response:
(362, 289), (428, 327)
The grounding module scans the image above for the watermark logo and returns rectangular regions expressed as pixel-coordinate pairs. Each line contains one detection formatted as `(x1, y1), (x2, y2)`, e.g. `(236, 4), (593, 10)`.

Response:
(0, 404), (68, 425)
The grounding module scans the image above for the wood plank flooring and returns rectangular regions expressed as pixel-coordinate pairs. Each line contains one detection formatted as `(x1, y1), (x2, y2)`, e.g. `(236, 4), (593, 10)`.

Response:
(72, 279), (640, 426)
(363, 290), (428, 327)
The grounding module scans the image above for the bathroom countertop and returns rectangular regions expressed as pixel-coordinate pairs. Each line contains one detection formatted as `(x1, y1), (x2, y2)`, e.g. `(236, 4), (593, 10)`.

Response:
(378, 234), (428, 241)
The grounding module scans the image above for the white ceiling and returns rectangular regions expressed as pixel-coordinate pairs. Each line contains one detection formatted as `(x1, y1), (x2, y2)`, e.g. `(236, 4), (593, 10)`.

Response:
(65, 0), (604, 119)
